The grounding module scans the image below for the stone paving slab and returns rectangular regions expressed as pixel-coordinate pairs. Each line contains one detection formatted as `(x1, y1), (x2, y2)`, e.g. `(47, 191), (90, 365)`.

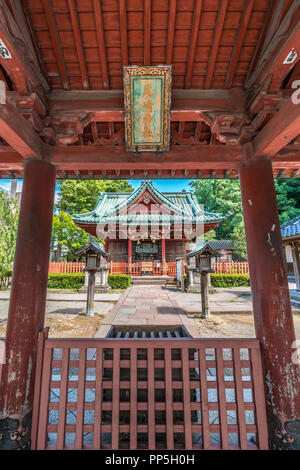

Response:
(0, 291), (121, 302)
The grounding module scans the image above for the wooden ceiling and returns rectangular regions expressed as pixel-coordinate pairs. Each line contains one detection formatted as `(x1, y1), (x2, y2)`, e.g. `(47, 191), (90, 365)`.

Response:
(0, 0), (299, 180)
(24, 0), (274, 91)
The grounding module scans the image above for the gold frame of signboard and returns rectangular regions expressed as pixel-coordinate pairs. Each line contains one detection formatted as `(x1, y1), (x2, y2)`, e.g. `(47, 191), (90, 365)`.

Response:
(123, 65), (172, 152)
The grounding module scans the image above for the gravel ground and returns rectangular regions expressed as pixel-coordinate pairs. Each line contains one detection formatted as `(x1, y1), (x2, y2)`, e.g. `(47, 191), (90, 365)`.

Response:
(192, 312), (300, 339)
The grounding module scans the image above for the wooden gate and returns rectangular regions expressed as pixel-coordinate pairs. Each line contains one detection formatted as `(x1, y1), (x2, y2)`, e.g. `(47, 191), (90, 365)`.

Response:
(30, 331), (269, 450)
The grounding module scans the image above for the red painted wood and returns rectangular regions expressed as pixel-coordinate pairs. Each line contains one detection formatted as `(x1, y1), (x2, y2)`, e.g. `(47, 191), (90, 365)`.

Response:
(68, 0), (89, 90)
(130, 347), (137, 449)
(56, 348), (69, 449)
(42, 0), (70, 90)
(144, 0), (151, 65)
(205, 0), (228, 89)
(233, 347), (249, 450)
(93, 0), (109, 90)
(0, 101), (45, 159)
(253, 97), (300, 157)
(0, 160), (56, 436)
(119, 0), (128, 66)
(166, 0), (176, 64)
(93, 346), (103, 449)
(112, 347), (120, 449)
(239, 156), (300, 438)
(225, 0), (254, 88)
(30, 328), (48, 450)
(184, 0), (202, 89)
(31, 338), (269, 450)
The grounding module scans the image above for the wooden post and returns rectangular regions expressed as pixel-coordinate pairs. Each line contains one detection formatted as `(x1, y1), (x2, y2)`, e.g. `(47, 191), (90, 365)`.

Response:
(239, 157), (300, 449)
(128, 238), (132, 275)
(291, 243), (300, 291)
(86, 271), (95, 316)
(162, 238), (166, 275)
(200, 272), (210, 319)
(0, 159), (56, 450)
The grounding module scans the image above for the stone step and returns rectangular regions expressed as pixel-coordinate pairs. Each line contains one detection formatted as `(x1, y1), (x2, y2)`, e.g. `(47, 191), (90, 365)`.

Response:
(131, 276), (177, 286)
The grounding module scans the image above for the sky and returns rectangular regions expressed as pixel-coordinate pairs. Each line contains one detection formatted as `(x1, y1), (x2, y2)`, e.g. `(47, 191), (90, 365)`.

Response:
(0, 178), (194, 196)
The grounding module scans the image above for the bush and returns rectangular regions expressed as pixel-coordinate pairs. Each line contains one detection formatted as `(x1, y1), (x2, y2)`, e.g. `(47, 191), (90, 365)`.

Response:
(47, 273), (131, 290)
(108, 274), (131, 290)
(48, 273), (85, 289)
(210, 273), (250, 288)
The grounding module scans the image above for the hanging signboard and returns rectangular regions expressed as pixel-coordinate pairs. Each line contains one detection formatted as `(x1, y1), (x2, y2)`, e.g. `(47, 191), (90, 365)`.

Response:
(123, 65), (172, 152)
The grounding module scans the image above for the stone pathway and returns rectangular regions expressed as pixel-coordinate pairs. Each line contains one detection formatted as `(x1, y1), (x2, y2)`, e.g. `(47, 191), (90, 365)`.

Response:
(95, 285), (198, 337)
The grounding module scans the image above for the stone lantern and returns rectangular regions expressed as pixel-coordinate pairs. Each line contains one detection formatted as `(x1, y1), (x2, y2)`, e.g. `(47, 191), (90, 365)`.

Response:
(186, 241), (221, 318)
(75, 238), (110, 316)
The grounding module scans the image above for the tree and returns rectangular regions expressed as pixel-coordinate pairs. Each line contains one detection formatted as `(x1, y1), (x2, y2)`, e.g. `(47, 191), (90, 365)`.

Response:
(0, 189), (19, 272)
(189, 178), (300, 260)
(51, 211), (90, 261)
(274, 179), (300, 223)
(56, 180), (133, 215)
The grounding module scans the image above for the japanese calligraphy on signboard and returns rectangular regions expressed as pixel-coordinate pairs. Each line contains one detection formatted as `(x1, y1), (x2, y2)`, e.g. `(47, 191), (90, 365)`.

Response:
(123, 65), (171, 152)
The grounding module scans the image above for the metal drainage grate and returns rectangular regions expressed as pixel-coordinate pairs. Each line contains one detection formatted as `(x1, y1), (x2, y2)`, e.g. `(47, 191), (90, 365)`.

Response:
(106, 325), (192, 339)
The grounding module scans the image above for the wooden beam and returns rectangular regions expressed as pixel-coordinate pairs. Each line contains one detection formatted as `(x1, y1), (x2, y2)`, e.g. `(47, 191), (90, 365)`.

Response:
(166, 0), (177, 64)
(144, 0), (151, 65)
(252, 98), (300, 157)
(51, 144), (244, 170)
(1, 144), (300, 174)
(246, 2), (300, 91)
(119, 0), (128, 66)
(245, 0), (278, 83)
(205, 0), (228, 89)
(0, 0), (48, 94)
(225, 0), (254, 88)
(93, 0), (109, 89)
(48, 88), (246, 115)
(42, 0), (70, 90)
(185, 0), (202, 89)
(68, 0), (89, 89)
(0, 101), (45, 159)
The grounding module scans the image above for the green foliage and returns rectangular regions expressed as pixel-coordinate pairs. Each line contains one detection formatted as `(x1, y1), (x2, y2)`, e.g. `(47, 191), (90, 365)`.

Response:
(190, 180), (247, 259)
(189, 179), (300, 260)
(48, 273), (85, 289)
(274, 179), (300, 223)
(210, 274), (250, 288)
(51, 211), (90, 260)
(47, 273), (131, 290)
(108, 274), (131, 289)
(56, 180), (134, 215)
(0, 190), (19, 273)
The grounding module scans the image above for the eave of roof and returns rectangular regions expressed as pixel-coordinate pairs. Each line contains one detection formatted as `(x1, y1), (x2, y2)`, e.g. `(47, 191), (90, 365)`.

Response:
(73, 181), (223, 226)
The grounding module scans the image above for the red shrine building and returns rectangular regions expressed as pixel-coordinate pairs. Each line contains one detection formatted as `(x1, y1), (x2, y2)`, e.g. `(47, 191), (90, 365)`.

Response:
(0, 0), (299, 452)
(73, 181), (222, 272)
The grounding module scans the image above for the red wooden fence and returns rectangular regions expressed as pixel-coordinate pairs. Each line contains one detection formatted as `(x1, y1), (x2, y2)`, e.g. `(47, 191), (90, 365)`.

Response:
(30, 332), (269, 451)
(212, 262), (249, 275)
(48, 262), (249, 276)
(49, 262), (85, 274)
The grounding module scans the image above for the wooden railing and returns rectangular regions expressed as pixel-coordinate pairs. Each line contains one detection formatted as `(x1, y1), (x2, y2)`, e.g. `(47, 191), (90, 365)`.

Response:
(29, 332), (269, 450)
(212, 262), (249, 274)
(48, 262), (249, 276)
(49, 262), (85, 274)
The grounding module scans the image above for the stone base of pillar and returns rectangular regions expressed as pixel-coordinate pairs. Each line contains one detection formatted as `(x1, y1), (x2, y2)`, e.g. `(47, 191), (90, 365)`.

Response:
(0, 410), (32, 450)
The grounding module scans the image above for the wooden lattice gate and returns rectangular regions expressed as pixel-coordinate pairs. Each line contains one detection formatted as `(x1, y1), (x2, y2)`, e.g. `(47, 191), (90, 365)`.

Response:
(30, 331), (269, 450)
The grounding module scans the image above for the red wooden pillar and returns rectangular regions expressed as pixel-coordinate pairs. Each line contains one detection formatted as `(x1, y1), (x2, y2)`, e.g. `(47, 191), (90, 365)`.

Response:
(128, 238), (132, 275)
(0, 159), (56, 450)
(239, 157), (300, 450)
(162, 238), (166, 275)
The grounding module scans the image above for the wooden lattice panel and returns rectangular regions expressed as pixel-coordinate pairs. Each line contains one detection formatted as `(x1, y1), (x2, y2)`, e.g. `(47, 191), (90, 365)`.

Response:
(32, 337), (269, 450)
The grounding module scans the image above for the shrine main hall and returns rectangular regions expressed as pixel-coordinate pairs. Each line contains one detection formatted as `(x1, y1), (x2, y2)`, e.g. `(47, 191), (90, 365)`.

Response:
(0, 0), (299, 451)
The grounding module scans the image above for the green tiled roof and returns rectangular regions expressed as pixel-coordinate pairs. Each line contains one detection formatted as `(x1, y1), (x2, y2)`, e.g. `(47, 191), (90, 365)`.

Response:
(73, 181), (222, 226)
(187, 240), (222, 257)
